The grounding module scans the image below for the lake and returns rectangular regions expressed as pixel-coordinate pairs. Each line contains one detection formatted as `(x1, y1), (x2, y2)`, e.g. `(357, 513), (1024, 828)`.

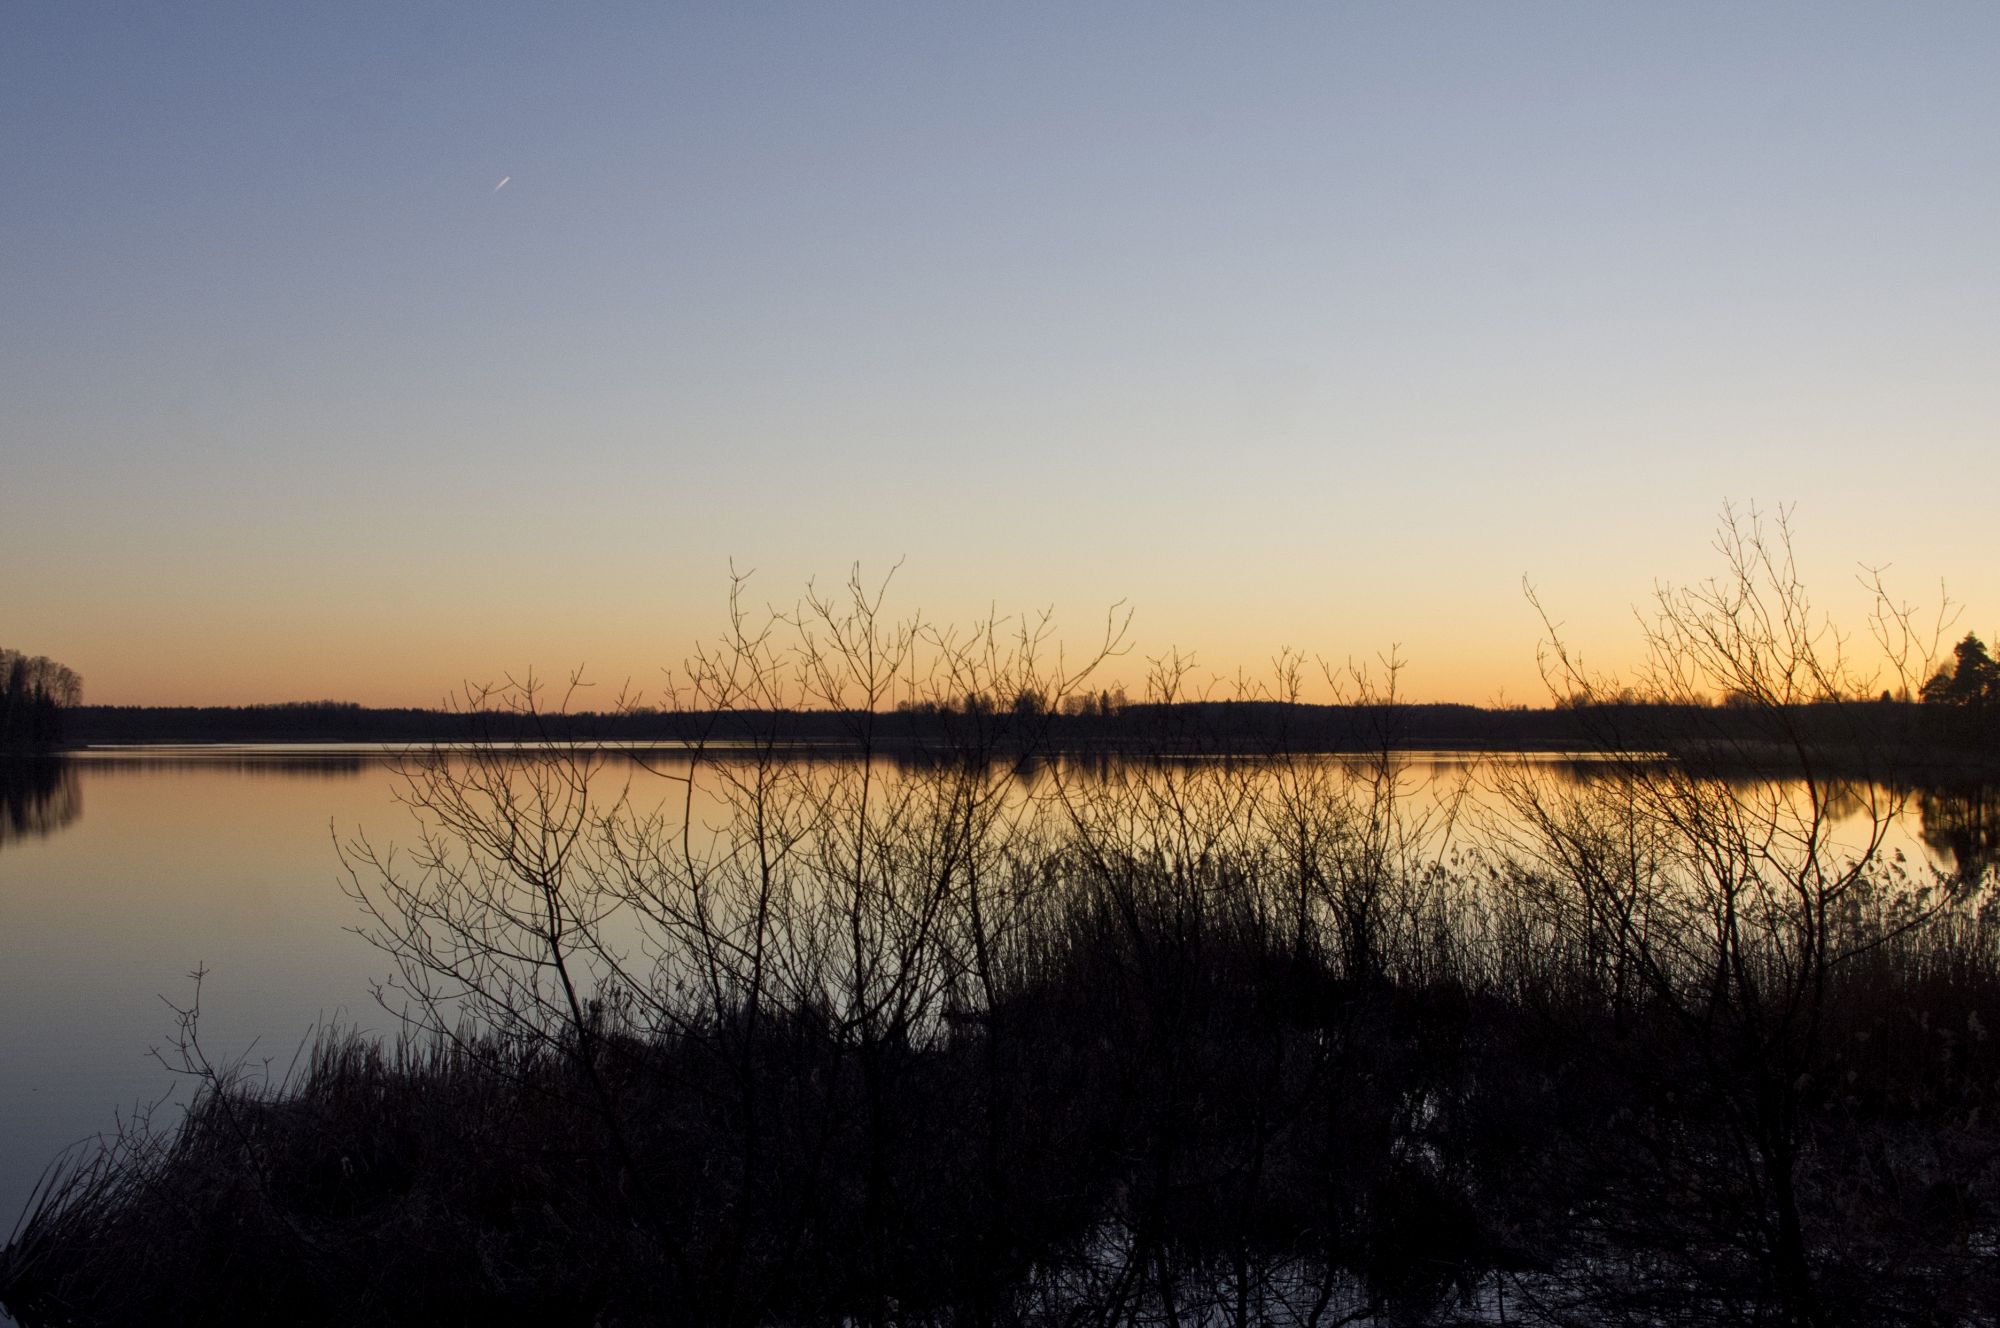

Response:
(0, 745), (1972, 1234)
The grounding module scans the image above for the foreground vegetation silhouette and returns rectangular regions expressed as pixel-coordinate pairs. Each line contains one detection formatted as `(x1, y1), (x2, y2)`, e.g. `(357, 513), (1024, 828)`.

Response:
(5, 514), (1999, 1327)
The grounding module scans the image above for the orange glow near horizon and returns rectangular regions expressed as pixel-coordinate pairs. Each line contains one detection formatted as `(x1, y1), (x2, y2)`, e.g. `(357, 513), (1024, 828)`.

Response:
(59, 556), (1966, 713)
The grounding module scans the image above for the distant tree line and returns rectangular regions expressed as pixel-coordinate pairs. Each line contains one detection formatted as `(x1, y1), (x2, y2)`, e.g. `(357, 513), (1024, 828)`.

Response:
(895, 686), (1131, 717)
(60, 695), (1975, 778)
(0, 649), (81, 752)
(1922, 632), (2000, 747)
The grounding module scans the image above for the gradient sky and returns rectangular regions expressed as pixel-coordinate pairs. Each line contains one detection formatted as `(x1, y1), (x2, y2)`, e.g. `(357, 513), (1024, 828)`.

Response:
(6, 4), (1997, 707)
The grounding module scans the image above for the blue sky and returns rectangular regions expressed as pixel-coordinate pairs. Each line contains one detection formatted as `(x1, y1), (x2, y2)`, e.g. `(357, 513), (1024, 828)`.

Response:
(6, 4), (1997, 704)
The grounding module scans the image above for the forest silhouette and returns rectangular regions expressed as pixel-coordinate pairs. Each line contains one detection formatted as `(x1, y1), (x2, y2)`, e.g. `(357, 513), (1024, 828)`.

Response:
(0, 649), (80, 753)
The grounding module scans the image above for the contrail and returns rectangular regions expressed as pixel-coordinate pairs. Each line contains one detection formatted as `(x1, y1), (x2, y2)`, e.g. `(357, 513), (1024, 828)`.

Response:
(493, 176), (511, 192)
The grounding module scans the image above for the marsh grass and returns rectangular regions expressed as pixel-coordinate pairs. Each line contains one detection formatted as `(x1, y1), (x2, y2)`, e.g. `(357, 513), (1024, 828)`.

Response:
(5, 832), (1998, 1327)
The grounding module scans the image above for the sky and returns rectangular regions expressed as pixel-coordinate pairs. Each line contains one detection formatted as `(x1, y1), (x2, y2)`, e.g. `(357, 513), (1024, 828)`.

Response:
(5, 4), (1998, 708)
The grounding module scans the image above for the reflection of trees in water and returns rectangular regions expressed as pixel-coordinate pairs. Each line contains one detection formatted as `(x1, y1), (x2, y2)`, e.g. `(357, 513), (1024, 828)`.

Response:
(77, 755), (370, 778)
(1918, 784), (2000, 880)
(0, 759), (80, 849)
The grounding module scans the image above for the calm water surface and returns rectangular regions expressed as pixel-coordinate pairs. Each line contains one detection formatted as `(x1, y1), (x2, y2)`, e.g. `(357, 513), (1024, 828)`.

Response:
(0, 746), (1968, 1230)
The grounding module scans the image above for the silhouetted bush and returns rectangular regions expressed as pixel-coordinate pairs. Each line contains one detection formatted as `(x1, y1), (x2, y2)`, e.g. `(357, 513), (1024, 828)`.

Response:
(8, 832), (1994, 1326)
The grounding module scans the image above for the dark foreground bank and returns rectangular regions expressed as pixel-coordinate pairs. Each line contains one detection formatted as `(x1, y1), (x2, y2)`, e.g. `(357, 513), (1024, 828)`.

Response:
(6, 834), (1998, 1327)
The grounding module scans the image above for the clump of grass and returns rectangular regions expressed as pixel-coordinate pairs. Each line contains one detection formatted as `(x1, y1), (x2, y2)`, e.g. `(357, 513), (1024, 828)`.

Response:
(1, 1033), (647, 1325)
